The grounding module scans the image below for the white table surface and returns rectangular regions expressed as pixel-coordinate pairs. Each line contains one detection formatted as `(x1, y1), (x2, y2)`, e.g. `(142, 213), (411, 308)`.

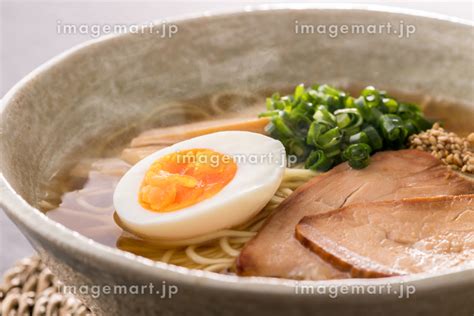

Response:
(1, 0), (473, 273)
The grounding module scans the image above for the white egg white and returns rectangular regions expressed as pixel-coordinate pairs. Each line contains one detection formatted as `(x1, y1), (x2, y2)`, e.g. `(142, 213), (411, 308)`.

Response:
(113, 131), (286, 240)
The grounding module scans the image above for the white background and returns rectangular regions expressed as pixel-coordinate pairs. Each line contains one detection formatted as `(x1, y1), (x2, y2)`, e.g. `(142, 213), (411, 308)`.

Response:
(0, 0), (473, 272)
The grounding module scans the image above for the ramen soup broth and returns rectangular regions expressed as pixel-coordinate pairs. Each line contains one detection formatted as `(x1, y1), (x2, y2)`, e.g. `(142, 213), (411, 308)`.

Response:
(42, 87), (474, 273)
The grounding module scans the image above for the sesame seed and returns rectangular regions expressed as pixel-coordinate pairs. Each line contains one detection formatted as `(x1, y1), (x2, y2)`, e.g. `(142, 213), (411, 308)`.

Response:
(408, 123), (473, 174)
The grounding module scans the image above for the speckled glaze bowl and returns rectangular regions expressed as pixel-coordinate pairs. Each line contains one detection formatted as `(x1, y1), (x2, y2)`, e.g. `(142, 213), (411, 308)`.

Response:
(1, 5), (473, 315)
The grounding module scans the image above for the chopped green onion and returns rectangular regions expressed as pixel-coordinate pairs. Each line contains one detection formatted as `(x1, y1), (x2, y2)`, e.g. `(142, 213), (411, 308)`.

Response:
(362, 126), (383, 150)
(307, 122), (326, 146)
(334, 108), (363, 130)
(398, 105), (433, 132)
(284, 138), (308, 160)
(403, 119), (419, 136)
(305, 150), (333, 171)
(382, 98), (398, 113)
(313, 106), (336, 127)
(379, 114), (408, 144)
(260, 84), (432, 170)
(324, 146), (342, 158)
(349, 131), (370, 145)
(398, 102), (421, 114)
(317, 127), (342, 149)
(343, 144), (372, 169)
(294, 84), (306, 101)
(271, 115), (294, 139)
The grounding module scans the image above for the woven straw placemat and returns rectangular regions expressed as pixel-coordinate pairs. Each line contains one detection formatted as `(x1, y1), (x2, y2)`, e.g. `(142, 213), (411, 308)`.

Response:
(0, 256), (91, 316)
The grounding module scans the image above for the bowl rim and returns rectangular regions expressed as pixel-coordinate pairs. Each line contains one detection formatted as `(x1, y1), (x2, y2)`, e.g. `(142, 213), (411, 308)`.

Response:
(1, 3), (473, 297)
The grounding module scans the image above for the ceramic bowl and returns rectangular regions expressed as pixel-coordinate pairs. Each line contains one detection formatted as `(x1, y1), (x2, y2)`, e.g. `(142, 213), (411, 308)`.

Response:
(1, 5), (473, 315)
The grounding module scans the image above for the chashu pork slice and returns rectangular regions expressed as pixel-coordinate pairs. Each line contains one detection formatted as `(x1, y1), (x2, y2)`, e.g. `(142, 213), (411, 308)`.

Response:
(237, 150), (474, 279)
(295, 194), (474, 278)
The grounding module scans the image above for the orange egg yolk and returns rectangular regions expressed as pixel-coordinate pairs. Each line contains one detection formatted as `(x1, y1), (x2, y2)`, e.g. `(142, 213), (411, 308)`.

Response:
(139, 148), (237, 213)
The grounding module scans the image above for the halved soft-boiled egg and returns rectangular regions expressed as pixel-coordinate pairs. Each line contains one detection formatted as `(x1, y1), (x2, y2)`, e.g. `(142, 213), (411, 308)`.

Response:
(114, 131), (286, 240)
